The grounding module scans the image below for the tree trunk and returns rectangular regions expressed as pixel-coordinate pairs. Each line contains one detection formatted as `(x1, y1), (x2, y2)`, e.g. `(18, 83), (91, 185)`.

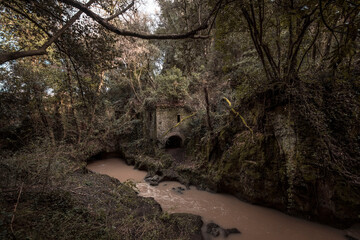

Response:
(204, 86), (213, 132)
(65, 59), (82, 143)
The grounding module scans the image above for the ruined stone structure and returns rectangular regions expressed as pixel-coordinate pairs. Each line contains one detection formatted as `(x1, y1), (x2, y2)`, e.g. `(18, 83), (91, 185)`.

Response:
(144, 103), (191, 148)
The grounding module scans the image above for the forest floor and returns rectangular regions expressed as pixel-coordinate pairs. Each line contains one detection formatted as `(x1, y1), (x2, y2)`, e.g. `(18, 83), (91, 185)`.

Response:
(0, 148), (203, 240)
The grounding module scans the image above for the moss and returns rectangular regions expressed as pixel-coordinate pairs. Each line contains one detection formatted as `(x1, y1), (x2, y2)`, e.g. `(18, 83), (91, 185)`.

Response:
(202, 130), (268, 191)
(299, 164), (318, 182)
(167, 213), (203, 237)
(293, 151), (318, 182)
(0, 191), (112, 240)
(223, 162), (232, 172)
(226, 131), (265, 167)
(334, 181), (360, 206)
(243, 165), (262, 179)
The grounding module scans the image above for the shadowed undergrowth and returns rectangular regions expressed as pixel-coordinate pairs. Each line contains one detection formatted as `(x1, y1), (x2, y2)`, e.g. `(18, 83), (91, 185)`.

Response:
(0, 140), (203, 240)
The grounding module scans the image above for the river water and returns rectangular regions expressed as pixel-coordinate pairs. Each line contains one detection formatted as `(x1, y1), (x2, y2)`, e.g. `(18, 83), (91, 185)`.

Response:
(87, 158), (358, 240)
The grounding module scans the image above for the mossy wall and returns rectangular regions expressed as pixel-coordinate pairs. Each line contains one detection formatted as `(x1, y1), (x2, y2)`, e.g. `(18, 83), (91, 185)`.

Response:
(186, 105), (359, 227)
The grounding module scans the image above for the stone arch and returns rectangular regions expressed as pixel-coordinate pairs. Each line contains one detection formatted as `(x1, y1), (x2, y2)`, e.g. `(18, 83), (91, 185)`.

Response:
(165, 135), (182, 148)
(163, 132), (184, 148)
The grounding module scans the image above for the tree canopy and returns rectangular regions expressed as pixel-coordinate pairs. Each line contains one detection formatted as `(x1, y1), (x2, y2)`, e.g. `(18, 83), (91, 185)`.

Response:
(0, 0), (223, 64)
(0, 1), (360, 238)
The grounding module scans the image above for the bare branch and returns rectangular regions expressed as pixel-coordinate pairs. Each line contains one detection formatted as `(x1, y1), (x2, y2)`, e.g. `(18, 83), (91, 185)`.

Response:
(319, 0), (340, 46)
(0, 0), (221, 64)
(10, 182), (24, 237)
(207, 0), (223, 35)
(42, 0), (96, 49)
(58, 0), (211, 39)
(0, 49), (47, 64)
(106, 0), (134, 21)
(297, 23), (320, 72)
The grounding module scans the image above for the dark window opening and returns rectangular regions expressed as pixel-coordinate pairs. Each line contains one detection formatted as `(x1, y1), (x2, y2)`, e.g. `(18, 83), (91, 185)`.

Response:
(177, 114), (181, 123)
(149, 112), (152, 121)
(165, 135), (182, 148)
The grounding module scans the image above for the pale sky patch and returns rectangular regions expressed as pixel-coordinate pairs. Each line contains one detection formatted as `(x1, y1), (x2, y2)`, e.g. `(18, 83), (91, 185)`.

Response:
(138, 0), (160, 17)
(138, 0), (160, 32)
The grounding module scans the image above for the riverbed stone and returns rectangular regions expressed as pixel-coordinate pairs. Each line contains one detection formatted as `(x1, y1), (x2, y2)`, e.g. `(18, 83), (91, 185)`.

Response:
(206, 223), (221, 237)
(205, 223), (241, 238)
(167, 213), (203, 239)
(145, 174), (163, 186)
(178, 186), (185, 191)
(224, 228), (241, 237)
(171, 187), (185, 194)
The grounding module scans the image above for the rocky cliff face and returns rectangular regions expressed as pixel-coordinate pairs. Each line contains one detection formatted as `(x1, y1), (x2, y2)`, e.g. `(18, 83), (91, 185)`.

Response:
(186, 104), (359, 227)
(132, 78), (359, 227)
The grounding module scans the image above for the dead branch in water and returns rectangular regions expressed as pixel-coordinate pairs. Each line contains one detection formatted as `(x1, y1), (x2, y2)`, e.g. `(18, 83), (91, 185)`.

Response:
(10, 182), (24, 237)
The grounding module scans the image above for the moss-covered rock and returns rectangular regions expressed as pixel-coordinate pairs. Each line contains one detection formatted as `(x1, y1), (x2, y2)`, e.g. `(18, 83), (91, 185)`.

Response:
(180, 101), (360, 227)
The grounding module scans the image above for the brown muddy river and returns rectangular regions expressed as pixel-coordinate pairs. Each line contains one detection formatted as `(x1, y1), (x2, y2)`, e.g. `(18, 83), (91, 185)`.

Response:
(87, 158), (359, 240)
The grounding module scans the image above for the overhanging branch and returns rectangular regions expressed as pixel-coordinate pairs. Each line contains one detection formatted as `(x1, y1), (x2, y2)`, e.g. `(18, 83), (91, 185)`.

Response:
(0, 49), (47, 64)
(0, 0), (221, 64)
(106, 0), (134, 21)
(58, 0), (212, 39)
(0, 0), (96, 65)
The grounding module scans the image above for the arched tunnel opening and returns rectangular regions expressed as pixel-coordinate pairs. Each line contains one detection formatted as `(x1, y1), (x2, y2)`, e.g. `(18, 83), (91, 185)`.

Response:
(165, 135), (183, 148)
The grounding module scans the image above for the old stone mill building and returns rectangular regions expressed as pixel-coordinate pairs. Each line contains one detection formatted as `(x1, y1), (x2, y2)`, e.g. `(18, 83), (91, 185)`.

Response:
(144, 102), (191, 148)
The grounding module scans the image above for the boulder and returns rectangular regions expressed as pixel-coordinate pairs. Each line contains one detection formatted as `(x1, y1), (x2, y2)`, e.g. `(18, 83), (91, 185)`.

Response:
(224, 228), (241, 237)
(206, 223), (241, 238)
(145, 174), (163, 186)
(206, 223), (220, 237)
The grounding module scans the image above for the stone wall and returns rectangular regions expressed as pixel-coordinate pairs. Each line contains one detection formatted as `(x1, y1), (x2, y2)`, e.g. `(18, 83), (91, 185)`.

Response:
(144, 110), (157, 140)
(155, 106), (190, 145)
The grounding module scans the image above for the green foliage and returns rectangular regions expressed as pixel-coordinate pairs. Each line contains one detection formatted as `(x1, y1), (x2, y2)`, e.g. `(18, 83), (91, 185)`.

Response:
(156, 0), (210, 74)
(1, 0), (359, 231)
(0, 0), (65, 53)
(155, 67), (189, 102)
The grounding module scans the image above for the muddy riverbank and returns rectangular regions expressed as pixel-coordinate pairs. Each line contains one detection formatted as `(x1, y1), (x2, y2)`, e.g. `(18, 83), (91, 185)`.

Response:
(88, 157), (360, 240)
